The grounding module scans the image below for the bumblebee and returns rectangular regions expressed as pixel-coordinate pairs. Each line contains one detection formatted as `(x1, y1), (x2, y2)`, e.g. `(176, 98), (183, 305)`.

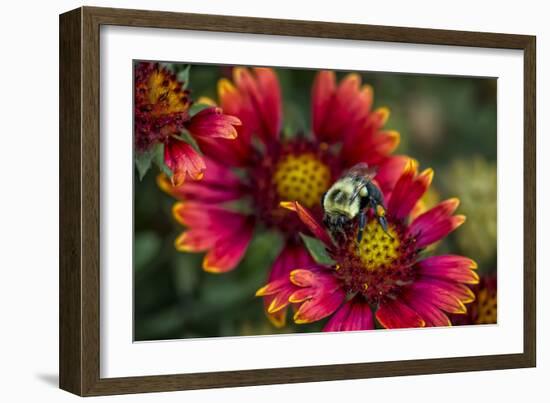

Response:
(322, 163), (390, 244)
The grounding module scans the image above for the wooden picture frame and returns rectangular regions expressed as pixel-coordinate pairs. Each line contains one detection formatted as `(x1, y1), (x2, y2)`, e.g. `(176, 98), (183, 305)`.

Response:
(59, 6), (536, 396)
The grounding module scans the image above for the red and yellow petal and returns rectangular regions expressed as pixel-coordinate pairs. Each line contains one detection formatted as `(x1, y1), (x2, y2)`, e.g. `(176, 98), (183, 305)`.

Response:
(373, 155), (410, 197)
(158, 157), (247, 204)
(172, 202), (254, 273)
(417, 255), (479, 284)
(288, 269), (345, 324)
(402, 295), (451, 327)
(407, 281), (467, 314)
(340, 107), (397, 166)
(192, 79), (254, 167)
(174, 229), (214, 252)
(227, 67), (282, 144)
(367, 130), (400, 160)
(280, 201), (334, 248)
(258, 243), (316, 328)
(312, 72), (373, 144)
(293, 290), (344, 324)
(252, 67), (282, 141)
(323, 299), (375, 332)
(409, 198), (465, 248)
(387, 159), (433, 220)
(419, 278), (476, 304)
(312, 70), (336, 136)
(289, 269), (317, 288)
(185, 107), (241, 139)
(163, 139), (206, 186)
(375, 299), (425, 329)
(203, 225), (253, 273)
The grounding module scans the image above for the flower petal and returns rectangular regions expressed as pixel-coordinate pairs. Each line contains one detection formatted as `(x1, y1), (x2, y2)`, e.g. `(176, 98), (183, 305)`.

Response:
(324, 299), (375, 332)
(194, 78), (254, 166)
(417, 255), (479, 284)
(172, 202), (254, 273)
(290, 269), (345, 324)
(231, 67), (282, 143)
(163, 139), (205, 186)
(259, 242), (316, 327)
(280, 201), (334, 248)
(185, 106), (241, 139)
(373, 155), (410, 198)
(269, 242), (316, 281)
(174, 228), (215, 252)
(341, 108), (399, 166)
(387, 159), (433, 220)
(410, 198), (465, 248)
(253, 67), (283, 141)
(418, 278), (476, 304)
(203, 227), (254, 273)
(196, 136), (249, 167)
(407, 281), (467, 314)
(157, 157), (247, 203)
(312, 70), (336, 138)
(312, 72), (373, 144)
(207, 68), (282, 164)
(376, 299), (425, 329)
(367, 130), (401, 162)
(402, 294), (451, 327)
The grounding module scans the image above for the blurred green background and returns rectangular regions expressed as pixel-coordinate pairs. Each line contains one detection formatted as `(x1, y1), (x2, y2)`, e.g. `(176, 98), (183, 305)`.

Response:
(134, 64), (497, 341)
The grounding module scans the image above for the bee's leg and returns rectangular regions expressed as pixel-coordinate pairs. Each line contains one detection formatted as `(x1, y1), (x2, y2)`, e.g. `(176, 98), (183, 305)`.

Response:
(378, 214), (389, 234)
(374, 203), (393, 240)
(357, 210), (366, 244)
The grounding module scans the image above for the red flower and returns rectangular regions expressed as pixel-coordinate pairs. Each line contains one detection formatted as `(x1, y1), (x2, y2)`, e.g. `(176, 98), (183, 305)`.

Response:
(160, 67), (404, 326)
(257, 159), (478, 330)
(134, 62), (241, 185)
(451, 274), (497, 325)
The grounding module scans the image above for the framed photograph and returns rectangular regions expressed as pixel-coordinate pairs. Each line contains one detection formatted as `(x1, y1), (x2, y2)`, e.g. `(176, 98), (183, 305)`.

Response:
(59, 6), (536, 396)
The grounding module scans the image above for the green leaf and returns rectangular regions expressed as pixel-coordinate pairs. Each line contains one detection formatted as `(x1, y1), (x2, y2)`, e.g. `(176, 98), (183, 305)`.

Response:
(177, 65), (191, 88)
(300, 233), (335, 266)
(152, 143), (173, 177)
(175, 130), (202, 154)
(135, 148), (156, 180)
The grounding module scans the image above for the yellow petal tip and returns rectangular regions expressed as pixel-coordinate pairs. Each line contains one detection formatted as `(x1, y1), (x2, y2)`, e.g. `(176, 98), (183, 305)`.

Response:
(421, 168), (434, 184)
(377, 107), (391, 123)
(196, 96), (217, 106)
(202, 259), (224, 274)
(255, 285), (269, 297)
(279, 201), (296, 211)
(455, 215), (467, 226)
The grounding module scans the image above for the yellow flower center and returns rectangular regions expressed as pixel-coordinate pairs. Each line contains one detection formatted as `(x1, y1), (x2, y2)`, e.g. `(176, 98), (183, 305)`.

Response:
(147, 69), (189, 115)
(357, 220), (401, 271)
(476, 288), (497, 324)
(273, 153), (331, 208)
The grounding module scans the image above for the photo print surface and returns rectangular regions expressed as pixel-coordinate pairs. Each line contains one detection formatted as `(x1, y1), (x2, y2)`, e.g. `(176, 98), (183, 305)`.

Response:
(133, 62), (497, 341)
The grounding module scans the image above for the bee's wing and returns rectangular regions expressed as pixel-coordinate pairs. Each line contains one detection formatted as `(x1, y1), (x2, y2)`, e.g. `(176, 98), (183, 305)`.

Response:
(347, 162), (378, 181)
(347, 163), (378, 203)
